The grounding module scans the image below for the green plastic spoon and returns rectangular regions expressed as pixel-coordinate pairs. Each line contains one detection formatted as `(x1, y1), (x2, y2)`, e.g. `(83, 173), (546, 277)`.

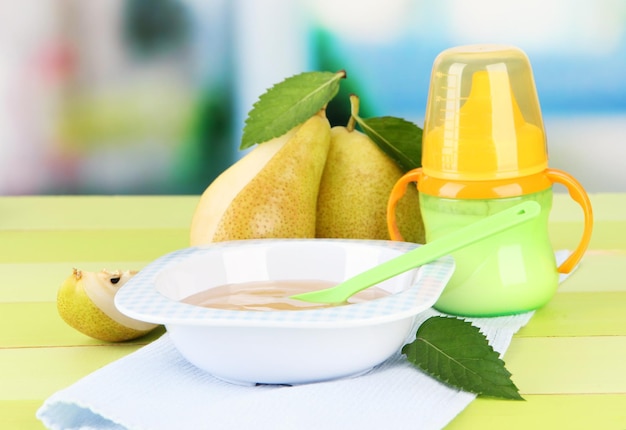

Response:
(290, 200), (541, 304)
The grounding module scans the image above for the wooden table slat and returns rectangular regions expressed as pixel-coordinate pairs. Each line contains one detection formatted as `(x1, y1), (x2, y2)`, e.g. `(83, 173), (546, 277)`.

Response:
(0, 196), (197, 230)
(0, 302), (165, 347)
(517, 291), (626, 337)
(0, 262), (151, 303)
(0, 345), (148, 401)
(0, 230), (189, 263)
(448, 394), (626, 430)
(505, 336), (626, 395)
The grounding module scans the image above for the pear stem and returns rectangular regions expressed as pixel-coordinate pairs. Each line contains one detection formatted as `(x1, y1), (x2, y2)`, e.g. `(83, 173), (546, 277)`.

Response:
(347, 94), (360, 132)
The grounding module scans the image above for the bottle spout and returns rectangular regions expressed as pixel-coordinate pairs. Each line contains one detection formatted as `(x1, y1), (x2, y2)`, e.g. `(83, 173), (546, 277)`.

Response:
(422, 45), (549, 182)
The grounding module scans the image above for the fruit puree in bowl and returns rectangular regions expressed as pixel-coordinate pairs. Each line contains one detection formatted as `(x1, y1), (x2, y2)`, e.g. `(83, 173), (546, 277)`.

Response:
(115, 239), (455, 385)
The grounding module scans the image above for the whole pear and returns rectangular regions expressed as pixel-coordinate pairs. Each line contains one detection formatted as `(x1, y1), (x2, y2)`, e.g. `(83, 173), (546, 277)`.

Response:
(316, 125), (425, 243)
(57, 269), (158, 342)
(190, 111), (331, 245)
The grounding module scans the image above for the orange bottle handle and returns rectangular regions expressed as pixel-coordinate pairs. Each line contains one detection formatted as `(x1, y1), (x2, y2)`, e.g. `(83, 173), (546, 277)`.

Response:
(387, 168), (423, 242)
(545, 168), (594, 274)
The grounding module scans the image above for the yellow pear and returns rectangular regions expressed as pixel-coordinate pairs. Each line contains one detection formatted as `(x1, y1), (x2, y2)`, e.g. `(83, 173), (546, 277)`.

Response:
(57, 269), (158, 342)
(190, 111), (331, 245)
(316, 126), (425, 243)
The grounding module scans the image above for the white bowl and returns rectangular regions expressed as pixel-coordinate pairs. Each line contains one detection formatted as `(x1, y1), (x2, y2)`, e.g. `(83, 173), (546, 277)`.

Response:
(115, 239), (455, 386)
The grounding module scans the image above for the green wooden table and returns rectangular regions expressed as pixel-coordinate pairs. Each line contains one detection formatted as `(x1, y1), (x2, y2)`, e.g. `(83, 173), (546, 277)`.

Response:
(1, 194), (625, 429)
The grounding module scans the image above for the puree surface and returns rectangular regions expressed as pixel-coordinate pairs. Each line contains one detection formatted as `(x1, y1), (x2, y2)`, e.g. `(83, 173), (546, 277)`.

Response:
(181, 280), (390, 311)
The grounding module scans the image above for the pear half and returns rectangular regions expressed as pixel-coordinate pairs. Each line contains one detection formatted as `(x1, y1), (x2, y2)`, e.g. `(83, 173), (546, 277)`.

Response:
(190, 111), (331, 245)
(316, 126), (425, 243)
(57, 269), (158, 342)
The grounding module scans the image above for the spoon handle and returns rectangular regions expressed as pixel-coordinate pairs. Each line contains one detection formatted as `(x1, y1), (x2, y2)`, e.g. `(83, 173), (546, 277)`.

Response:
(292, 200), (541, 304)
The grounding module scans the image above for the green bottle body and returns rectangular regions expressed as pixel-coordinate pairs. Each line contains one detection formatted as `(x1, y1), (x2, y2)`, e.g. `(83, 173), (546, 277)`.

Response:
(420, 188), (559, 316)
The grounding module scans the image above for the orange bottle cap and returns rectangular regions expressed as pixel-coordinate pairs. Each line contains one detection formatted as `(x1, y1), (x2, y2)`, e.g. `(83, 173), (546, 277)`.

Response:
(422, 45), (548, 186)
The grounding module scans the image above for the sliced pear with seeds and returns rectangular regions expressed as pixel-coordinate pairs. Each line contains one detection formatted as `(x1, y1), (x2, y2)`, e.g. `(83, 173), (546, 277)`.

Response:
(57, 268), (158, 342)
(190, 111), (331, 245)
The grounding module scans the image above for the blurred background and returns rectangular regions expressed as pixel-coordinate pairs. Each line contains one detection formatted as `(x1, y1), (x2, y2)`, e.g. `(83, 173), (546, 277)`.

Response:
(0, 0), (624, 195)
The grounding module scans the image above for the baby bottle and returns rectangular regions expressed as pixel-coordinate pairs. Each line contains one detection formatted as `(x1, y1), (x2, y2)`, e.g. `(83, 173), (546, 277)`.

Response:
(387, 44), (593, 317)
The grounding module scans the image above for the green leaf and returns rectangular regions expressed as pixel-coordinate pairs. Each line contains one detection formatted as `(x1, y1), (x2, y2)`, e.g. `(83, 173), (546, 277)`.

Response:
(402, 316), (524, 400)
(240, 70), (346, 150)
(354, 116), (422, 172)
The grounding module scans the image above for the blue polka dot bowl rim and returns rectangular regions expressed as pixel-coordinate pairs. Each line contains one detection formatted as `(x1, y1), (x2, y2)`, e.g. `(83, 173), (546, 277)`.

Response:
(115, 238), (455, 385)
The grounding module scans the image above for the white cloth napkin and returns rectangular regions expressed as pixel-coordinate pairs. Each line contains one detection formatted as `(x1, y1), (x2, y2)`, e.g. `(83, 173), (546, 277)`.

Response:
(37, 251), (572, 430)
